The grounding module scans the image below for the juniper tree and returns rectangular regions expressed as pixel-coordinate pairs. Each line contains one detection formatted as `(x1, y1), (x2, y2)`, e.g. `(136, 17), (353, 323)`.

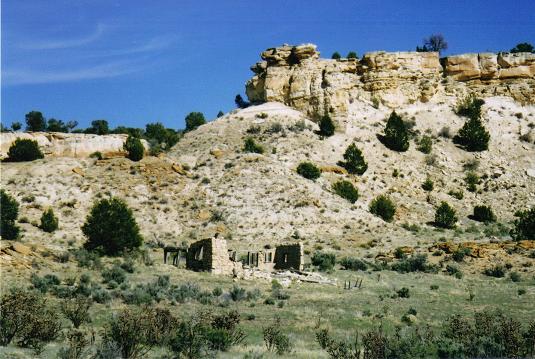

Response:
(434, 202), (458, 229)
(82, 197), (143, 256)
(332, 180), (359, 203)
(296, 162), (321, 180)
(369, 195), (396, 222)
(511, 207), (535, 240)
(124, 135), (144, 161)
(243, 137), (264, 154)
(510, 42), (534, 53)
(381, 111), (409, 152)
(454, 96), (490, 151)
(185, 112), (206, 132)
(472, 205), (496, 223)
(0, 190), (20, 240)
(40, 208), (59, 233)
(339, 143), (367, 175)
(7, 138), (44, 162)
(454, 117), (490, 151)
(318, 115), (335, 137)
(25, 111), (46, 132)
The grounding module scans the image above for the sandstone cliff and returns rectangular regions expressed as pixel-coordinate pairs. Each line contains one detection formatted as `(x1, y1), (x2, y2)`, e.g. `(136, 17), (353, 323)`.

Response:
(246, 44), (535, 121)
(0, 132), (150, 159)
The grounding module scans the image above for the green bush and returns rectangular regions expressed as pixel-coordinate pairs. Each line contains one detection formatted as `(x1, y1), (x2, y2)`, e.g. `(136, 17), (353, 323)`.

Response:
(296, 162), (321, 180)
(510, 272), (521, 282)
(31, 273), (61, 293)
(369, 195), (396, 222)
(417, 135), (433, 154)
(339, 257), (367, 271)
(332, 180), (359, 203)
(243, 137), (264, 154)
(0, 288), (61, 354)
(91, 288), (111, 304)
(434, 202), (458, 229)
(61, 297), (92, 329)
(102, 265), (127, 285)
(396, 287), (410, 298)
(82, 197), (143, 256)
(229, 285), (246, 302)
(263, 317), (293, 355)
(452, 247), (471, 262)
(455, 95), (485, 120)
(7, 138), (44, 162)
(0, 190), (20, 240)
(422, 177), (434, 191)
(391, 254), (435, 273)
(311, 251), (336, 271)
(483, 265), (506, 278)
(448, 189), (464, 200)
(511, 207), (535, 240)
(40, 208), (58, 233)
(446, 264), (463, 278)
(169, 310), (245, 357)
(464, 171), (480, 192)
(347, 51), (358, 59)
(56, 330), (91, 359)
(124, 135), (144, 161)
(454, 118), (490, 152)
(331, 52), (341, 60)
(104, 306), (176, 359)
(185, 112), (206, 132)
(73, 249), (102, 269)
(339, 143), (367, 175)
(318, 115), (335, 137)
(380, 111), (409, 152)
(472, 205), (496, 223)
(89, 151), (103, 160)
(454, 96), (490, 151)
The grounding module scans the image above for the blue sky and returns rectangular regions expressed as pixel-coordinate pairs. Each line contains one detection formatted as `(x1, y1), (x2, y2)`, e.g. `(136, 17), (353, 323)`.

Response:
(2, 0), (534, 130)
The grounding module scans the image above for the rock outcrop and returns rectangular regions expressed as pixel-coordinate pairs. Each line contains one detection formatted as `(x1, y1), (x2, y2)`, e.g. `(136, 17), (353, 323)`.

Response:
(444, 52), (535, 80)
(246, 44), (535, 122)
(0, 132), (150, 159)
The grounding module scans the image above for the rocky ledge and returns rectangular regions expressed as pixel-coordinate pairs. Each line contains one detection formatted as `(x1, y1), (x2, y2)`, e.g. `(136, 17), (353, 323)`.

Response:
(0, 132), (150, 159)
(246, 43), (535, 120)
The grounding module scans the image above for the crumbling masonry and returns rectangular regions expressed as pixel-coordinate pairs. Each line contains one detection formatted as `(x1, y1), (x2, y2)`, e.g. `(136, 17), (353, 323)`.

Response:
(178, 234), (304, 275)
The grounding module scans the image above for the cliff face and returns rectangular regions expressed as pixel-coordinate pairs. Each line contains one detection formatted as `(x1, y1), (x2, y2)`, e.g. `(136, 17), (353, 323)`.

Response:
(246, 44), (535, 121)
(0, 132), (150, 159)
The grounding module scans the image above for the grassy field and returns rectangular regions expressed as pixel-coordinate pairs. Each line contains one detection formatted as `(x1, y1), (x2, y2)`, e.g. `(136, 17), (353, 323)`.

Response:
(1, 245), (534, 358)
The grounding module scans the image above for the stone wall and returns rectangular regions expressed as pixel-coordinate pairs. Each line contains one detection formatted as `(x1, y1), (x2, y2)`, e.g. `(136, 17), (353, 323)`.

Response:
(246, 44), (535, 121)
(246, 249), (276, 272)
(185, 236), (241, 275)
(0, 132), (150, 159)
(274, 243), (304, 271)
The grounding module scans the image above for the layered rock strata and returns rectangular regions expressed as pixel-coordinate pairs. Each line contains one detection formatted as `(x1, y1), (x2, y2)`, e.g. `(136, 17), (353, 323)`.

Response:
(246, 44), (535, 121)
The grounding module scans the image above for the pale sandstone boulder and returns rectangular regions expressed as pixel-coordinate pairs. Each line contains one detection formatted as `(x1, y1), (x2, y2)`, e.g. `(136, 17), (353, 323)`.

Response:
(444, 54), (481, 81)
(479, 53), (499, 79)
(499, 65), (535, 79)
(497, 52), (535, 68)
